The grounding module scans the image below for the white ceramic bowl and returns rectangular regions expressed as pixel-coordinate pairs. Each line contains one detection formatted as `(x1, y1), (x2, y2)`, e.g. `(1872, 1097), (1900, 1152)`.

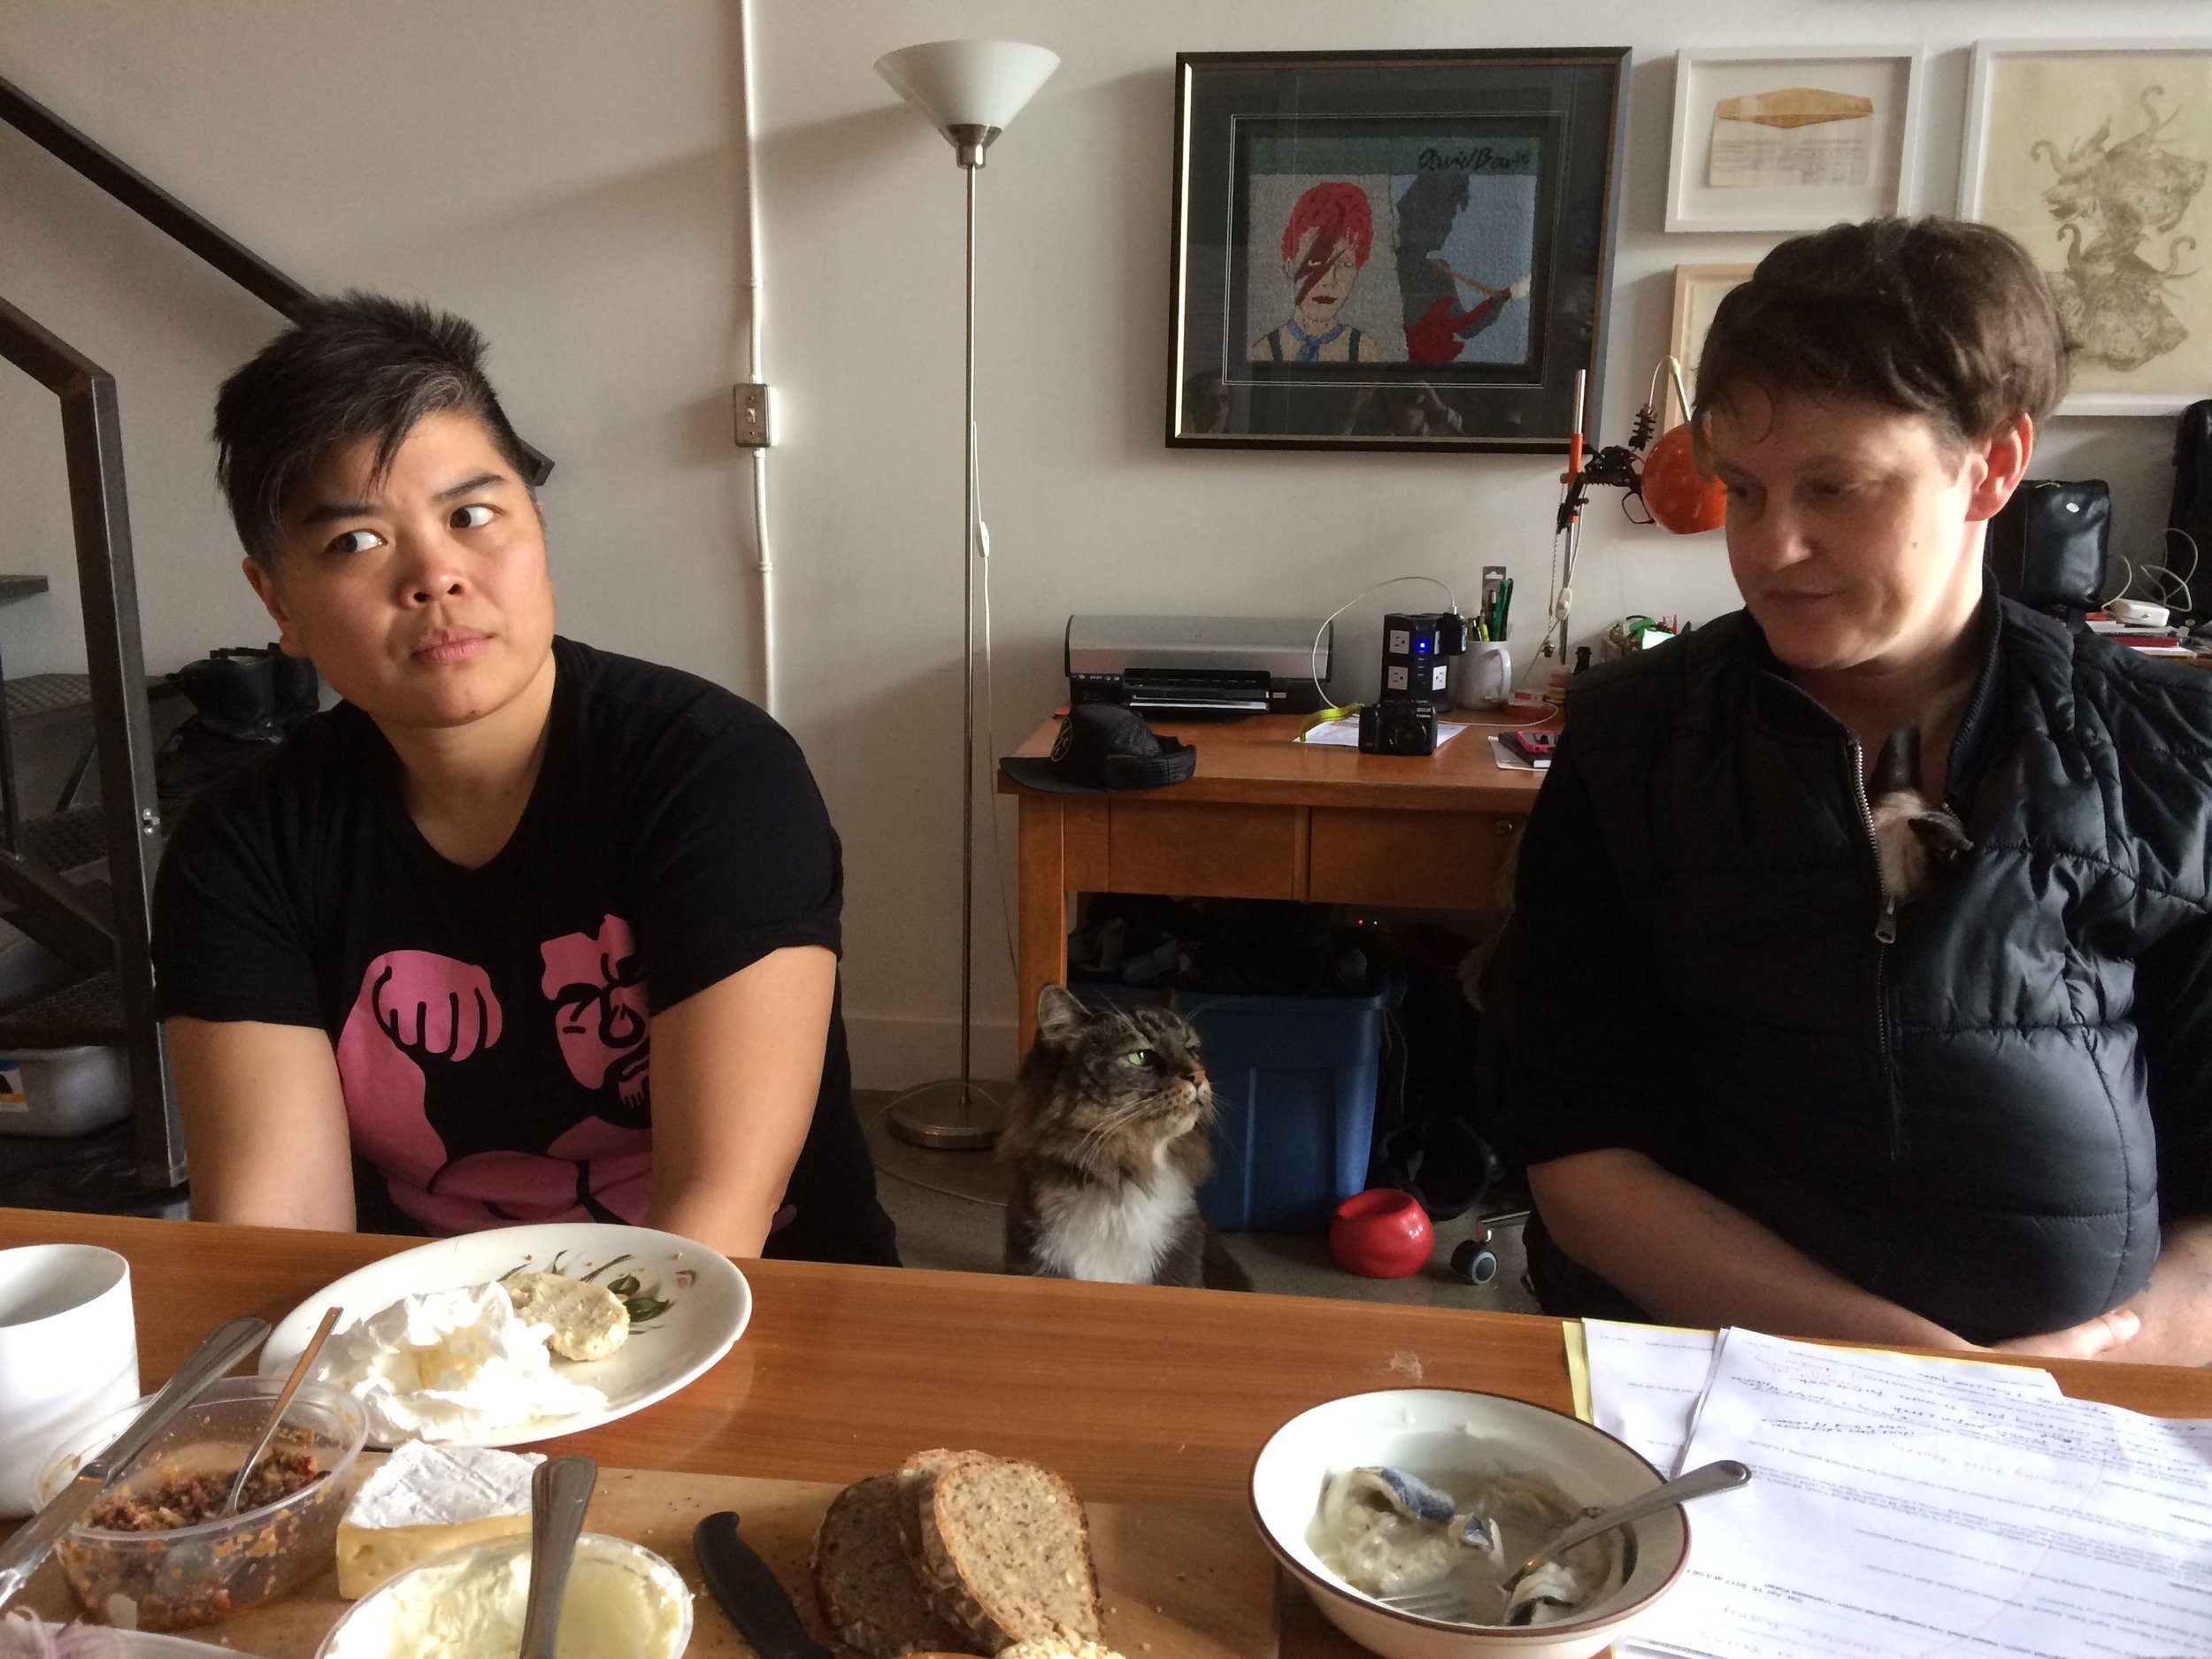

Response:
(315, 1531), (693, 1659)
(1250, 1388), (1690, 1659)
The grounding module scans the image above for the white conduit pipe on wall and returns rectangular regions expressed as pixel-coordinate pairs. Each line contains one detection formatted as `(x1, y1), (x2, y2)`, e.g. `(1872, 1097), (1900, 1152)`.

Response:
(737, 0), (776, 715)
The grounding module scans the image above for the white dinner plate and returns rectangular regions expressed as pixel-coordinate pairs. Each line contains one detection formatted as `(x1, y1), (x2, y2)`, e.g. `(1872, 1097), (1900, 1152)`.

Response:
(259, 1222), (750, 1448)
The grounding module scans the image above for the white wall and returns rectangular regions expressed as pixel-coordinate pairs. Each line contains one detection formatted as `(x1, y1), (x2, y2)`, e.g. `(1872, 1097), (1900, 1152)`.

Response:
(0, 1), (2193, 1086)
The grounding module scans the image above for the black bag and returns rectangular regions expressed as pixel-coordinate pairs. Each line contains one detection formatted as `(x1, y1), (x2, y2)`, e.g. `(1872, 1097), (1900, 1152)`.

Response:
(1986, 480), (2110, 621)
(2173, 399), (2212, 591)
(155, 645), (319, 803)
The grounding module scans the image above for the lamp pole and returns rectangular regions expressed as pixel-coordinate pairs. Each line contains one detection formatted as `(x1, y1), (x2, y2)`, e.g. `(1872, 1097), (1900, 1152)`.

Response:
(874, 39), (1058, 1150)
(889, 126), (1000, 1149)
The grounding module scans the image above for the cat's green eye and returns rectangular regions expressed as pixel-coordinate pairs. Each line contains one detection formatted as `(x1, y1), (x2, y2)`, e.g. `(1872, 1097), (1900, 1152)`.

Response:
(1124, 1049), (1153, 1066)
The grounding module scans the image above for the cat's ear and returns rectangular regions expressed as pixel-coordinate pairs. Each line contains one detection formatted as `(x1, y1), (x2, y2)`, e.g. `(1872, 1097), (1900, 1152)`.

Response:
(1908, 810), (1975, 868)
(1871, 725), (1921, 797)
(1036, 983), (1088, 1042)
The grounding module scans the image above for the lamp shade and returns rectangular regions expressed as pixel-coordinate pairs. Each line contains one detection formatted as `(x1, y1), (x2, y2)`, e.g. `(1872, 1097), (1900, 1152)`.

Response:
(876, 39), (1059, 142)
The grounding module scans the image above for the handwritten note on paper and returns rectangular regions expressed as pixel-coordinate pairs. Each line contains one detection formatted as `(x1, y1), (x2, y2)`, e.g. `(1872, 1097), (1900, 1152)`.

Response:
(1707, 88), (1876, 189)
(1632, 1328), (2212, 1659)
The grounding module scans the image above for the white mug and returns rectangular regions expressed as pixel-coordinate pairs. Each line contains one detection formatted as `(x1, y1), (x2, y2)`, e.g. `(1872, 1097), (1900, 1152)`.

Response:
(0, 1242), (140, 1517)
(1453, 641), (1512, 710)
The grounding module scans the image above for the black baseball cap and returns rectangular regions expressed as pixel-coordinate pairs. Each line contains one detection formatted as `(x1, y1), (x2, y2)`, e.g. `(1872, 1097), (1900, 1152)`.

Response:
(999, 703), (1198, 795)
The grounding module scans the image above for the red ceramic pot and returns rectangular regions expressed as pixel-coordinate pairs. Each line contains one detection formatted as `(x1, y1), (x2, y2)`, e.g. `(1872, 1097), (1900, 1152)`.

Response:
(1329, 1188), (1433, 1278)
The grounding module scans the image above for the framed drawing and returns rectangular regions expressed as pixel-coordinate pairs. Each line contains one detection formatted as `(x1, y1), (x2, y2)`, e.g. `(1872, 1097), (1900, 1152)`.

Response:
(1666, 48), (1924, 232)
(1166, 48), (1632, 452)
(1962, 38), (2212, 416)
(1665, 264), (1756, 425)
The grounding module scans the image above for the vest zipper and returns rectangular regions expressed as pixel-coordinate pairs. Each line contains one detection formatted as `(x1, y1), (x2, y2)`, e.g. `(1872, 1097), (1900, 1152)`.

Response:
(1848, 738), (1906, 1163)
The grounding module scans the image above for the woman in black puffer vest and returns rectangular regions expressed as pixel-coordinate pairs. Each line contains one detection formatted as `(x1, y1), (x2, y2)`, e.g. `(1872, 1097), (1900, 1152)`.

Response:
(1485, 218), (2212, 1363)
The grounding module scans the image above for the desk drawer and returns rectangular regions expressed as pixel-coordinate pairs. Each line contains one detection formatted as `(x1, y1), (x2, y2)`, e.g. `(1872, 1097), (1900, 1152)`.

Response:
(1308, 809), (1520, 909)
(1106, 800), (1303, 899)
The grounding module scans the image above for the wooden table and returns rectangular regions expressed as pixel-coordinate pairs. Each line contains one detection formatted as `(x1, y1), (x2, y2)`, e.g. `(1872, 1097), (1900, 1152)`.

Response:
(12, 1209), (2212, 1658)
(998, 710), (1546, 1048)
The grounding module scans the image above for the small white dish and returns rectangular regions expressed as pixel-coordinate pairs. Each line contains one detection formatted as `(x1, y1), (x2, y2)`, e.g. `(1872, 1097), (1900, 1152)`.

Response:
(315, 1530), (692, 1659)
(260, 1222), (749, 1448)
(0, 1242), (139, 1517)
(1249, 1387), (1690, 1659)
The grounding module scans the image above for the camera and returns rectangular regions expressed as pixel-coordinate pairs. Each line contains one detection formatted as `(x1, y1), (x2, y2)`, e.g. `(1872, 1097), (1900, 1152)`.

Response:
(1357, 611), (1467, 756)
(1358, 699), (1440, 756)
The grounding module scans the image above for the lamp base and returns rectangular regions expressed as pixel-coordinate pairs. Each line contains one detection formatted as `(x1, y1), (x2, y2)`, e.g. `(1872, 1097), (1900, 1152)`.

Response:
(885, 1079), (1004, 1150)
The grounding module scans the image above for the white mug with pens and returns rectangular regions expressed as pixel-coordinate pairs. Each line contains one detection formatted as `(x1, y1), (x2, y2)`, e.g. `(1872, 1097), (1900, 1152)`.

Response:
(1455, 574), (1515, 709)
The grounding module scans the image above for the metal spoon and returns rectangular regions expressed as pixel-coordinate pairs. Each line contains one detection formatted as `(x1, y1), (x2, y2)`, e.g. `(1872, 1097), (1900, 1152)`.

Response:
(1509, 1458), (1750, 1587)
(1380, 1459), (1752, 1624)
(221, 1304), (343, 1517)
(518, 1455), (597, 1659)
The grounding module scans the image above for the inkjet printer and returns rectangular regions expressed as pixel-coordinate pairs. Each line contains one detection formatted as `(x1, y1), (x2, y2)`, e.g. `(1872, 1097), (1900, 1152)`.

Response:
(1064, 615), (1333, 717)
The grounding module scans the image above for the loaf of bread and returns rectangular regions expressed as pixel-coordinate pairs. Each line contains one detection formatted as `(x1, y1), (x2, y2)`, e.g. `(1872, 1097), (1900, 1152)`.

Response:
(911, 1455), (1102, 1651)
(812, 1474), (979, 1657)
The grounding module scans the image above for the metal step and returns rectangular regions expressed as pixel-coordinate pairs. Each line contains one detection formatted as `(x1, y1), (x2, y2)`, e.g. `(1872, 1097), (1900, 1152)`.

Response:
(5, 672), (91, 722)
(0, 968), (124, 1047)
(18, 803), (108, 872)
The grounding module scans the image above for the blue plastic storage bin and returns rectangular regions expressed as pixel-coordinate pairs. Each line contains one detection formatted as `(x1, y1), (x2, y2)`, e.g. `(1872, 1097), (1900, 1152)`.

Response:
(1177, 982), (1395, 1233)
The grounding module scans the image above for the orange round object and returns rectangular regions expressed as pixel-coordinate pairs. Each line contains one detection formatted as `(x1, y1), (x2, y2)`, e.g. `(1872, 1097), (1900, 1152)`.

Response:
(1640, 423), (1727, 534)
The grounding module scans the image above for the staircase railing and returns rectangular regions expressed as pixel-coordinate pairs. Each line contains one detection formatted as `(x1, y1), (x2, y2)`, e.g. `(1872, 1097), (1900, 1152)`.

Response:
(0, 72), (553, 484)
(0, 296), (176, 1186)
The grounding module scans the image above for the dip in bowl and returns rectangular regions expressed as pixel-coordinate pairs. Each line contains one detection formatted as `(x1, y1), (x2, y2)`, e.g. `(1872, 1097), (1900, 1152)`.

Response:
(315, 1531), (692, 1659)
(35, 1377), (366, 1632)
(1250, 1388), (1690, 1659)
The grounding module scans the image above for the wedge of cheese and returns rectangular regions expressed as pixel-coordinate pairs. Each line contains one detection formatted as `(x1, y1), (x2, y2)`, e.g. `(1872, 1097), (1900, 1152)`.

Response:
(336, 1440), (544, 1599)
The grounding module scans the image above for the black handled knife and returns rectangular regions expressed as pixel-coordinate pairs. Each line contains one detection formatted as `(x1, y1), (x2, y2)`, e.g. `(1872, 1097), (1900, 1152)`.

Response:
(693, 1509), (833, 1659)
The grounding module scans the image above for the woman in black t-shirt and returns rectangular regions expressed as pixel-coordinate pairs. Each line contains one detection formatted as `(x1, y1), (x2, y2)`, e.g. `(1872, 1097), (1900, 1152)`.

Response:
(152, 295), (896, 1265)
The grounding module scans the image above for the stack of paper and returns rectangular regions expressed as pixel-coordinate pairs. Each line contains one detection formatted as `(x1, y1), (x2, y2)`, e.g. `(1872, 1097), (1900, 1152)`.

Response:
(1582, 1321), (2212, 1658)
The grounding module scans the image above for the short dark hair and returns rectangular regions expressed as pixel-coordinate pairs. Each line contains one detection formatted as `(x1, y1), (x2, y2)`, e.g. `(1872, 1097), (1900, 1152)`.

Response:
(213, 293), (533, 567)
(1694, 217), (2072, 449)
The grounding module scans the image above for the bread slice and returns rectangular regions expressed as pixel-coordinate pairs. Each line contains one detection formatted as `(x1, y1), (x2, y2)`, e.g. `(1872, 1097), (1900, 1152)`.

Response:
(812, 1475), (979, 1658)
(895, 1448), (987, 1564)
(911, 1455), (1102, 1651)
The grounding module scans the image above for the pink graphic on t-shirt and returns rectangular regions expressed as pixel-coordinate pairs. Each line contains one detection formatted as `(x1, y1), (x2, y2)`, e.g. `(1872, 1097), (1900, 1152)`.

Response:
(402, 1118), (654, 1233)
(336, 949), (502, 1189)
(541, 915), (650, 1110)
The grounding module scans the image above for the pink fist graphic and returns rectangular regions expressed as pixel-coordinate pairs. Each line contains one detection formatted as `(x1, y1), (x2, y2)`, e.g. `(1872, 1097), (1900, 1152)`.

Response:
(337, 950), (504, 1188)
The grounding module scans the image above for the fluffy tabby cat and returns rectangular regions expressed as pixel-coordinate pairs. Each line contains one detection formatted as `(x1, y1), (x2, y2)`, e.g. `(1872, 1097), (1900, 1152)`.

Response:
(1002, 985), (1248, 1290)
(1869, 723), (1973, 902)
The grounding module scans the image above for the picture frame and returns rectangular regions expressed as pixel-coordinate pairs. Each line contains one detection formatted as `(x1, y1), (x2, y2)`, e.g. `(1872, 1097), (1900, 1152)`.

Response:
(1166, 48), (1632, 453)
(1665, 47), (1924, 233)
(1665, 264), (1756, 426)
(1960, 38), (2212, 417)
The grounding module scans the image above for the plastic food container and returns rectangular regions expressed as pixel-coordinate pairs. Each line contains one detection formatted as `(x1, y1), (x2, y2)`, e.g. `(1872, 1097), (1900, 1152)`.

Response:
(35, 1376), (367, 1631)
(315, 1531), (694, 1659)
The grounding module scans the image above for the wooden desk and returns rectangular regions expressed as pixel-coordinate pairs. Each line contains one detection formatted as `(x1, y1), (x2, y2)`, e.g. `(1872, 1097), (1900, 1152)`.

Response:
(998, 710), (1546, 1048)
(9, 1210), (2212, 1655)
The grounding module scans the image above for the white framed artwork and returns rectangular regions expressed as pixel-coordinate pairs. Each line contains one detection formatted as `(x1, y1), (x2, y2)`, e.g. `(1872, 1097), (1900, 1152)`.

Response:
(1961, 38), (2212, 416)
(1666, 47), (1924, 233)
(1665, 264), (1757, 426)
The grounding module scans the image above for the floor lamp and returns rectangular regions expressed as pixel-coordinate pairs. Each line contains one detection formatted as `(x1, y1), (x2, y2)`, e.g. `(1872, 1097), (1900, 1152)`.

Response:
(876, 39), (1059, 1149)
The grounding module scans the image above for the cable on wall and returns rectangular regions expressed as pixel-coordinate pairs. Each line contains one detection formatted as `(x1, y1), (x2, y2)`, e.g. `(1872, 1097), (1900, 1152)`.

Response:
(737, 0), (777, 714)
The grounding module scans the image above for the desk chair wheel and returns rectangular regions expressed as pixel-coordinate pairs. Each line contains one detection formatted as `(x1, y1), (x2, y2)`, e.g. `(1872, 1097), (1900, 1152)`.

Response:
(1451, 1238), (1499, 1286)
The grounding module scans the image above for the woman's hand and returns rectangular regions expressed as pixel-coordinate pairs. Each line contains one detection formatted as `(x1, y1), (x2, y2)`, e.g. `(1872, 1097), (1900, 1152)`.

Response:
(1986, 1307), (2142, 1361)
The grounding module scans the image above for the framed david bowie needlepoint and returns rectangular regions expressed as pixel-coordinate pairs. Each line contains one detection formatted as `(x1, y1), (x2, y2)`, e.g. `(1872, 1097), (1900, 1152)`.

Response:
(1665, 47), (1924, 233)
(1166, 48), (1632, 452)
(1962, 38), (2212, 416)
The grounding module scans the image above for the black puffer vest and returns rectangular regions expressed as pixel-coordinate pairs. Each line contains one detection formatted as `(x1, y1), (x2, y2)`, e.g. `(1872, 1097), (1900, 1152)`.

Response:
(1564, 599), (2212, 1340)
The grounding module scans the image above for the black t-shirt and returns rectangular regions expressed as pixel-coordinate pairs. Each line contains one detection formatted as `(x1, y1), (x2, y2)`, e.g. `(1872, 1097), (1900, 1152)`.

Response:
(151, 636), (897, 1265)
